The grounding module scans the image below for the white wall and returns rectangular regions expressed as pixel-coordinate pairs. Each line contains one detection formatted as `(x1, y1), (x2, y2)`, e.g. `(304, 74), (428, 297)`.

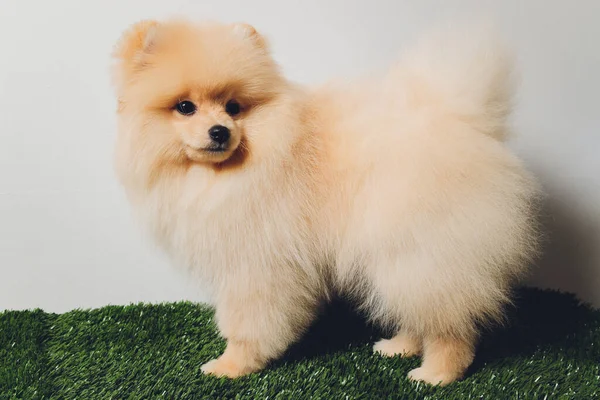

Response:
(1, 0), (598, 313)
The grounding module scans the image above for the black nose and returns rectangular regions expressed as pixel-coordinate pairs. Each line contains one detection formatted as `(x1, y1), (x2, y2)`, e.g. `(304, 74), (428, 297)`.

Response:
(208, 125), (230, 145)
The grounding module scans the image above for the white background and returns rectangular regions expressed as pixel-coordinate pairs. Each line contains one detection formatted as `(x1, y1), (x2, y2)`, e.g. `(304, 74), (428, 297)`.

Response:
(1, 0), (598, 312)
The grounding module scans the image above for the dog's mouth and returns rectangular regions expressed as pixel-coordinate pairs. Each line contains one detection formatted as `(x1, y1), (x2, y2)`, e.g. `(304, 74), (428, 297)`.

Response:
(184, 136), (249, 169)
(184, 141), (238, 163)
(202, 144), (229, 153)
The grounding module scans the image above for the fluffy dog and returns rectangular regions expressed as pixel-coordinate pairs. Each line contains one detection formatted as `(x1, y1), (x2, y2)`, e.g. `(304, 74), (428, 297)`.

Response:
(111, 19), (540, 385)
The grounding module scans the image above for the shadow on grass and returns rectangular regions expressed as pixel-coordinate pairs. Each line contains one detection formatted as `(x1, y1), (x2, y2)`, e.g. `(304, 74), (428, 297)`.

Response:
(274, 287), (599, 374)
(282, 298), (381, 363)
(471, 287), (599, 370)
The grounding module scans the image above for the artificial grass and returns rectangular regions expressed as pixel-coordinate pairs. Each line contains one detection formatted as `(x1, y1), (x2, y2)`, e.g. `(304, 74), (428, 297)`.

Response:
(2, 288), (600, 399)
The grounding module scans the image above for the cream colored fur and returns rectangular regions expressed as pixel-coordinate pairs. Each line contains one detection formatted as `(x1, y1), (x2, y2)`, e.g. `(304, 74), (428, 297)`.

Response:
(112, 20), (540, 386)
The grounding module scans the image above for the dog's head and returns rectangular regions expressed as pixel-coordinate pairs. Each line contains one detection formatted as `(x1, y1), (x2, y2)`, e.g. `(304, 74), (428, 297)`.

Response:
(112, 19), (286, 183)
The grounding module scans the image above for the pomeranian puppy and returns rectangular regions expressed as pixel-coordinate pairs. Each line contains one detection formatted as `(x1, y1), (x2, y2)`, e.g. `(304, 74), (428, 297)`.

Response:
(111, 19), (540, 385)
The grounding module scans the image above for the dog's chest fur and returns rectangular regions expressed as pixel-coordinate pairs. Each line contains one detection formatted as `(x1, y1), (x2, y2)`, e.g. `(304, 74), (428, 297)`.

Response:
(135, 165), (322, 294)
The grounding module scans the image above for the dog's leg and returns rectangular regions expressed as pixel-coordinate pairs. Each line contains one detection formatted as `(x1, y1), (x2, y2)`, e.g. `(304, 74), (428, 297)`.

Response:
(364, 254), (483, 386)
(407, 336), (475, 386)
(373, 331), (422, 357)
(201, 278), (318, 378)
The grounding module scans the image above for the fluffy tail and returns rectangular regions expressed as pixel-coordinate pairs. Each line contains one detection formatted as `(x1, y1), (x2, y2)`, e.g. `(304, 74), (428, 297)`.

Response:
(397, 23), (516, 141)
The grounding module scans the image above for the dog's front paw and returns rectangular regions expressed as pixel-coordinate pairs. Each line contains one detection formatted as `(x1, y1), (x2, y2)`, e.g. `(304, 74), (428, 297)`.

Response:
(373, 336), (421, 357)
(201, 357), (252, 378)
(407, 366), (461, 386)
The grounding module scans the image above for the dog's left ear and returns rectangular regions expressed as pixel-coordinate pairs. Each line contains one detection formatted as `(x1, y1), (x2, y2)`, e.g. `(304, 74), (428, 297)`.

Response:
(231, 23), (269, 50)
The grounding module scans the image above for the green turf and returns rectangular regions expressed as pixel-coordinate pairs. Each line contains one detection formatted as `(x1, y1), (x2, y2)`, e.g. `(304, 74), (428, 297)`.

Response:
(2, 288), (600, 399)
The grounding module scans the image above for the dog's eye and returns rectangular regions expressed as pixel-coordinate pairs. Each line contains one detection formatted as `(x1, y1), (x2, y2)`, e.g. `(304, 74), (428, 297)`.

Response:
(225, 100), (241, 116)
(175, 101), (196, 116)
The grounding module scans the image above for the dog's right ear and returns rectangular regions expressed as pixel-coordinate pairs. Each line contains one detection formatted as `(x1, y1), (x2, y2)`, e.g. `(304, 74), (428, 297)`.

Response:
(113, 20), (160, 63)
(111, 20), (161, 88)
